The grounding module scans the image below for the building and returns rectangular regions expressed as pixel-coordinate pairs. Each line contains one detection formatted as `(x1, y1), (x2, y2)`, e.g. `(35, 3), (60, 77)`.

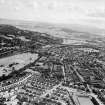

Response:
(77, 96), (94, 105)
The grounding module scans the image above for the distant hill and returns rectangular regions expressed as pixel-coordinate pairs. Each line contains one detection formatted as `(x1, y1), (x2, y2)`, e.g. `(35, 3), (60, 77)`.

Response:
(0, 18), (105, 47)
(0, 18), (104, 35)
(0, 24), (63, 49)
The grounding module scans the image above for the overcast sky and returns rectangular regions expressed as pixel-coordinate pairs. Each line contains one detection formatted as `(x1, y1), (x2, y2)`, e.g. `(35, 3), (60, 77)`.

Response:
(0, 0), (105, 29)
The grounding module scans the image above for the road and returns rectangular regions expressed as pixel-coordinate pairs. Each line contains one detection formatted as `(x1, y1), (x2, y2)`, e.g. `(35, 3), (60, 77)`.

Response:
(89, 93), (104, 105)
(73, 65), (85, 83)
(35, 82), (68, 105)
(71, 65), (104, 105)
(0, 73), (32, 91)
(39, 82), (62, 98)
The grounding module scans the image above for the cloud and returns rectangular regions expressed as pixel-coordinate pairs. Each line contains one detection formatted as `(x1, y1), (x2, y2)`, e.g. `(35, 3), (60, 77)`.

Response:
(0, 0), (104, 29)
(88, 9), (105, 18)
(0, 0), (5, 4)
(33, 1), (39, 8)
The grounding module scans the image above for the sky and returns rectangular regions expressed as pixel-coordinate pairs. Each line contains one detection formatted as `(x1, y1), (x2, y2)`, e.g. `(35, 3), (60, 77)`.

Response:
(0, 0), (105, 29)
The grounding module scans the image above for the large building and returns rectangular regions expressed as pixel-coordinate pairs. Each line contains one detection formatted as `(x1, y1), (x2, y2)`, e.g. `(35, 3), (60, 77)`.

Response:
(77, 96), (94, 105)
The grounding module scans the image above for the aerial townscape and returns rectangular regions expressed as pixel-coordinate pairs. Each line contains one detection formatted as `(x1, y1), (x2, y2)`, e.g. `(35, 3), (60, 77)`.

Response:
(0, 19), (105, 105)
